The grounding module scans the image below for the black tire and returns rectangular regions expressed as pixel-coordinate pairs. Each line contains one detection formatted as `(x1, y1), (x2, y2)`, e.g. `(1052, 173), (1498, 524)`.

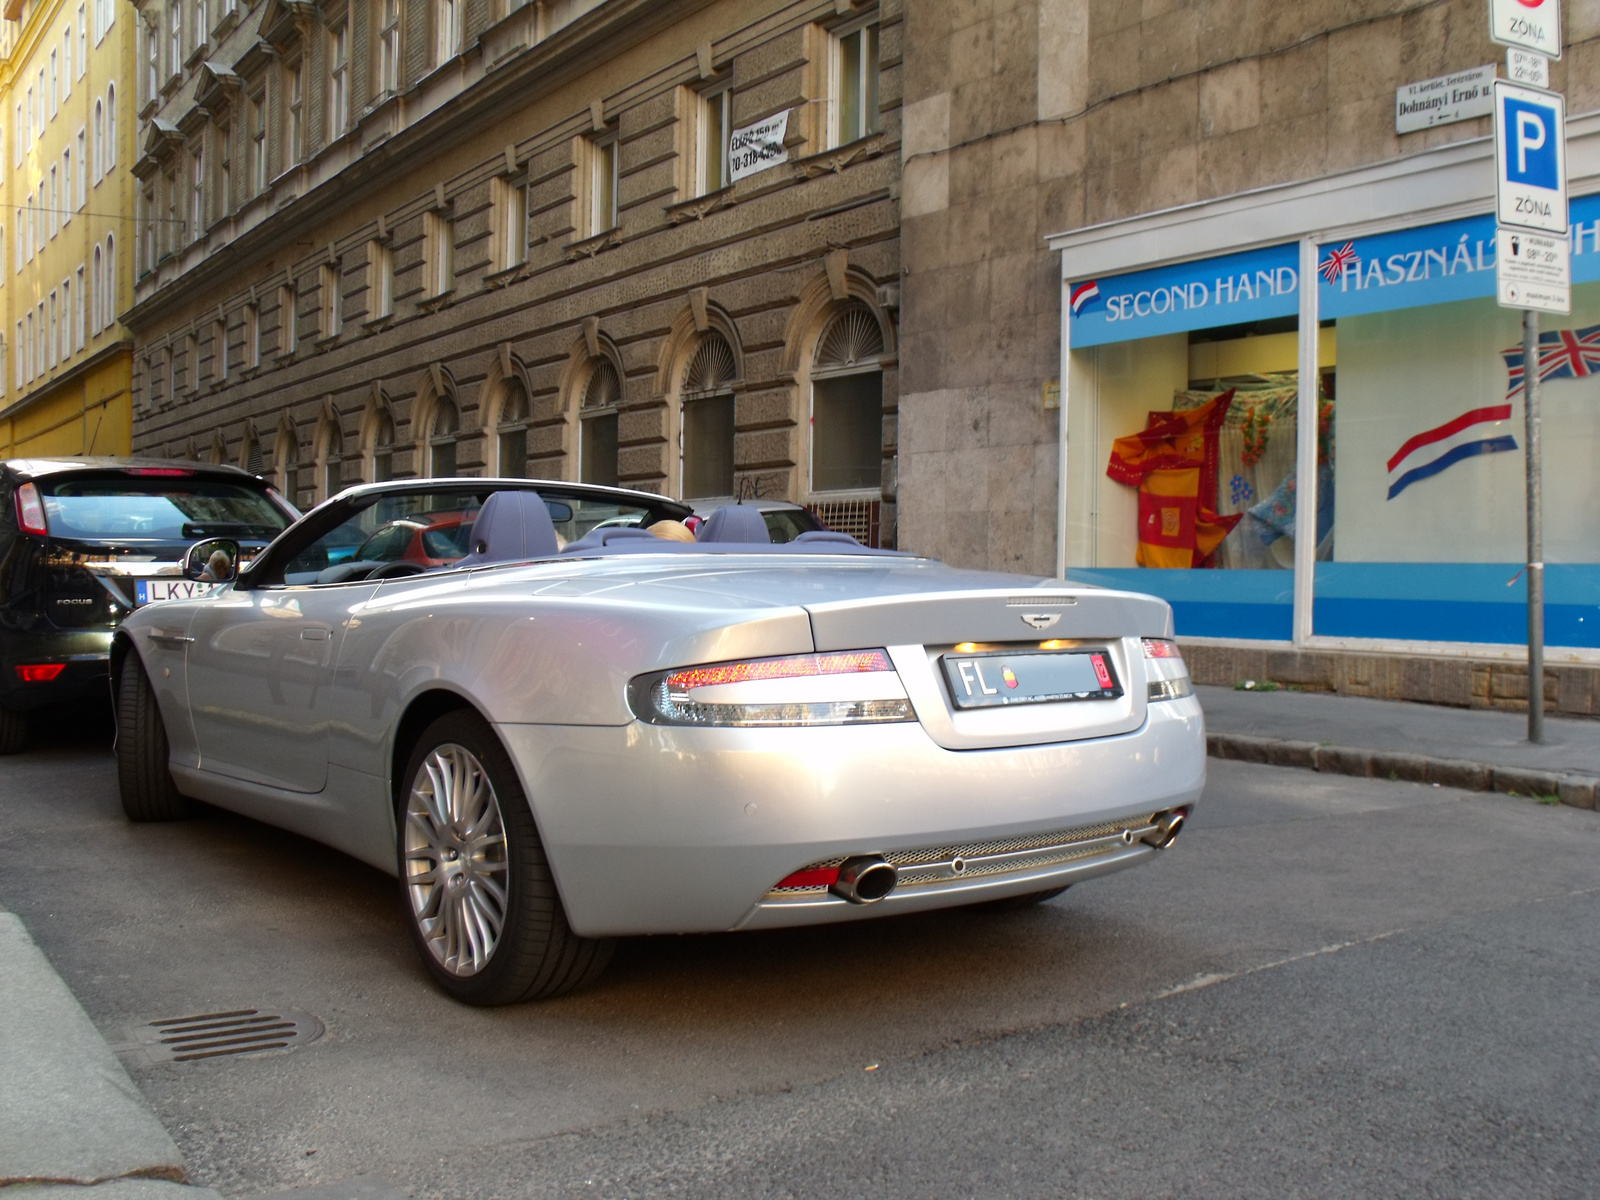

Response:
(115, 657), (188, 822)
(971, 885), (1070, 912)
(397, 710), (613, 1005)
(0, 707), (27, 755)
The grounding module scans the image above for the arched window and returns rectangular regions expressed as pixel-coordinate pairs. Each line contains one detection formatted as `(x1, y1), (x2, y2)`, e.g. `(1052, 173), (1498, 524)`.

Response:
(275, 426), (299, 496)
(319, 418), (345, 500)
(679, 333), (735, 499)
(810, 304), (884, 494)
(90, 245), (102, 332)
(428, 396), (459, 477)
(92, 99), (102, 181)
(579, 358), (620, 486)
(103, 234), (114, 328)
(242, 432), (263, 476)
(105, 84), (116, 167)
(497, 378), (530, 478)
(371, 410), (396, 482)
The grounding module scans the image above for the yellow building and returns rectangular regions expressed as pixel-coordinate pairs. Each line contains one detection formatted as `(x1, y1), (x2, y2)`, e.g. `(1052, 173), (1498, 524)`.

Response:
(0, 0), (134, 458)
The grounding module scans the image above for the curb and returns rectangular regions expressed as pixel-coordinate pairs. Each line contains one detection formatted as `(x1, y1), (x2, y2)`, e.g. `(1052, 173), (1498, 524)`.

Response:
(1207, 733), (1600, 811)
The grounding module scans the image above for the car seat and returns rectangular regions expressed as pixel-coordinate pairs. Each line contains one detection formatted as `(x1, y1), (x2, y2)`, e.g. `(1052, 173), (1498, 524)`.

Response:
(695, 505), (772, 544)
(454, 490), (561, 566)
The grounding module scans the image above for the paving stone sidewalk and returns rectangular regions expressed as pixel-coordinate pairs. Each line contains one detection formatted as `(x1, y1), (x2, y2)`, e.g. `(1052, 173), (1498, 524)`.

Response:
(1198, 684), (1600, 809)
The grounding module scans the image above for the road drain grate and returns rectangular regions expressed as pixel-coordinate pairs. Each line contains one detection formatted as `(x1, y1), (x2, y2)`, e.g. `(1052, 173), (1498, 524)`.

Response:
(111, 1007), (324, 1065)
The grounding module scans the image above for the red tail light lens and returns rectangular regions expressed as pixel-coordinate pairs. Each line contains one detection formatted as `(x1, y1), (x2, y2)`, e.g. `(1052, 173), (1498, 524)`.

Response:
(15, 483), (48, 535)
(632, 650), (913, 727)
(663, 650), (892, 692)
(1142, 638), (1182, 659)
(16, 663), (66, 682)
(127, 467), (194, 477)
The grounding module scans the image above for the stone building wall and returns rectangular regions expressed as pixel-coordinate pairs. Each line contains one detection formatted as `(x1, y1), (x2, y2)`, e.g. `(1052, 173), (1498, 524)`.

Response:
(897, 0), (1600, 576)
(126, 0), (903, 539)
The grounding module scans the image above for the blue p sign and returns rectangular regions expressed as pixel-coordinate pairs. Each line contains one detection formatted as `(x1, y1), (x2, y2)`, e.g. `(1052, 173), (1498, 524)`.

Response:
(1505, 97), (1559, 188)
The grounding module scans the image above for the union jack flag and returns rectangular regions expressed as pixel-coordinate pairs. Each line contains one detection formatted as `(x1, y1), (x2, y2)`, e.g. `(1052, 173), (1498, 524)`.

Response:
(1502, 323), (1600, 398)
(1319, 242), (1360, 283)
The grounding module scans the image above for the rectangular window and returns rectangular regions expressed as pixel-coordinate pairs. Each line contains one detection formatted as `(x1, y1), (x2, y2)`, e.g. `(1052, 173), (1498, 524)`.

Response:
(244, 302), (259, 368)
(77, 7), (86, 78)
(248, 93), (266, 195)
(424, 211), (453, 296)
(286, 62), (303, 165)
(588, 131), (617, 235)
(22, 316), (31, 383)
(214, 317), (227, 381)
(830, 19), (880, 148)
(182, 332), (198, 393)
(48, 166), (58, 238)
(218, 123), (231, 214)
(194, 0), (208, 50)
(168, 5), (181, 78)
(190, 146), (203, 237)
(61, 29), (71, 96)
(75, 265), (85, 349)
(812, 372), (883, 492)
(378, 0), (400, 95)
(76, 130), (86, 207)
(141, 184), (156, 271)
(320, 263), (342, 338)
(144, 18), (159, 101)
(50, 50), (58, 117)
(433, 0), (459, 66)
(35, 185), (44, 250)
(48, 293), (58, 370)
(368, 239), (392, 318)
(698, 83), (731, 195)
(36, 304), (45, 376)
(13, 322), (22, 388)
(682, 394), (735, 498)
(278, 283), (296, 355)
(25, 89), (33, 147)
(328, 24), (349, 139)
(59, 279), (70, 361)
(163, 168), (178, 256)
(62, 149), (72, 224)
(13, 104), (21, 166)
(494, 177), (526, 271)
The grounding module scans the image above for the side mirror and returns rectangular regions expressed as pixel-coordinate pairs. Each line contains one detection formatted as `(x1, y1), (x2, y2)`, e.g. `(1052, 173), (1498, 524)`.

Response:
(184, 538), (240, 583)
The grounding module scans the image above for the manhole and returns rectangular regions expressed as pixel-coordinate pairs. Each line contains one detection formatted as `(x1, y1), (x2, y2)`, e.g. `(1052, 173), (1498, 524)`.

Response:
(110, 1007), (324, 1065)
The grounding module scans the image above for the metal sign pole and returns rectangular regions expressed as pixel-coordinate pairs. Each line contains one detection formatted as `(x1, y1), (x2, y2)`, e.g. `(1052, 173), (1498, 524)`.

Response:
(1523, 308), (1545, 743)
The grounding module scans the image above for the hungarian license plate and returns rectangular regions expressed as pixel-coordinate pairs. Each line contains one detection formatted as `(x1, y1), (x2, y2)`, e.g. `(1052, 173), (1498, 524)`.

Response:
(941, 649), (1121, 709)
(134, 579), (216, 606)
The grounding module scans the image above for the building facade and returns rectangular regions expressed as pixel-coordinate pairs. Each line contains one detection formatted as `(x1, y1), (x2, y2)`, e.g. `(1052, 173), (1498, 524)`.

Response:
(125, 0), (902, 544)
(0, 0), (136, 458)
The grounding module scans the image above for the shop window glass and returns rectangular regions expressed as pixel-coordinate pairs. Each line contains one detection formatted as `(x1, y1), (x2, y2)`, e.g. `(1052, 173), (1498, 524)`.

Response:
(1312, 210), (1600, 649)
(1064, 243), (1303, 639)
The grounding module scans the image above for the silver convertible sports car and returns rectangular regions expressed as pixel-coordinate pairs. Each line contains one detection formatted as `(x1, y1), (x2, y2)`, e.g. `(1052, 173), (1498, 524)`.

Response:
(113, 478), (1205, 1005)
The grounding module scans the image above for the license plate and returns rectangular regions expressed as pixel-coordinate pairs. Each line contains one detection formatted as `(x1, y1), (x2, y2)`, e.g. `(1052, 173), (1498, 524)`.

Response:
(134, 579), (216, 606)
(941, 649), (1122, 708)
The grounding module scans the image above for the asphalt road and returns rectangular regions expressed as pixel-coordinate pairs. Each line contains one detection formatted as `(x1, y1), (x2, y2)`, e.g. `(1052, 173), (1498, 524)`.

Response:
(2, 710), (1598, 1199)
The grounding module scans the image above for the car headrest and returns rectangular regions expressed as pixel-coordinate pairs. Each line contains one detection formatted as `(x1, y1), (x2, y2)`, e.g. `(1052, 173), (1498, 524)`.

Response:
(454, 490), (560, 567)
(695, 504), (771, 544)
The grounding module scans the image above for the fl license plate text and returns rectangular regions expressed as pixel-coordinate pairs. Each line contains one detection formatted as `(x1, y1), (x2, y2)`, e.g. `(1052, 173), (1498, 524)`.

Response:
(942, 649), (1121, 709)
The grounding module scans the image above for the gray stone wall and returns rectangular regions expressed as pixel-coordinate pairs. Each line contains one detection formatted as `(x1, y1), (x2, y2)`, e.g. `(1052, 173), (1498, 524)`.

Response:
(898, 0), (1600, 575)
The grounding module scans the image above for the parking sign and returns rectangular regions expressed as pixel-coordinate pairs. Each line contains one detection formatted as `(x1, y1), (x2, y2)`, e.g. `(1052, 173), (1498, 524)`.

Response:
(1494, 80), (1567, 233)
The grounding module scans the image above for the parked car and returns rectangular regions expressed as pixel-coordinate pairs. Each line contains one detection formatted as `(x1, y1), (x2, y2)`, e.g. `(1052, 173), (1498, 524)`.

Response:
(0, 458), (298, 753)
(687, 499), (824, 543)
(112, 478), (1203, 1006)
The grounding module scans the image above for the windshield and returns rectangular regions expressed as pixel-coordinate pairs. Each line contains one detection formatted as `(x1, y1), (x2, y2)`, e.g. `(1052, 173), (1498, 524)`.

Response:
(40, 478), (291, 543)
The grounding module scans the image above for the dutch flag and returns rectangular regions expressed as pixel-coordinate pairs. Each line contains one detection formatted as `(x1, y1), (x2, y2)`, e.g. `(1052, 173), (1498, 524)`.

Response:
(1386, 406), (1518, 501)
(1070, 281), (1100, 316)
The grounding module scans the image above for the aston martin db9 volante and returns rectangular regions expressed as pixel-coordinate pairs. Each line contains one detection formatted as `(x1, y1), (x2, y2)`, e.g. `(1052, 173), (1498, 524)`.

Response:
(113, 478), (1203, 1005)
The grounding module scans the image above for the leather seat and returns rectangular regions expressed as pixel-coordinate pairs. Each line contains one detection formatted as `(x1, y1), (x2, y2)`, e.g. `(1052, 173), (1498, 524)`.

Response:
(454, 490), (561, 567)
(695, 505), (772, 544)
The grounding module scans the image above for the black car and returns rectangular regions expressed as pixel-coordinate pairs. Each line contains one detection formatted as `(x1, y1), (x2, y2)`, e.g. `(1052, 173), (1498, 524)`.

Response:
(0, 458), (298, 752)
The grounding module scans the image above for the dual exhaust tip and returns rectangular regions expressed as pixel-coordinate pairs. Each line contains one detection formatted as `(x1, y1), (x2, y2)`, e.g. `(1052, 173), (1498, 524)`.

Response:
(827, 808), (1188, 906)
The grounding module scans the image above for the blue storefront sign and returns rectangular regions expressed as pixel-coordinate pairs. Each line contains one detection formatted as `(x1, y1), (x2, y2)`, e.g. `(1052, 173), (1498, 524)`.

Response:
(1069, 242), (1299, 347)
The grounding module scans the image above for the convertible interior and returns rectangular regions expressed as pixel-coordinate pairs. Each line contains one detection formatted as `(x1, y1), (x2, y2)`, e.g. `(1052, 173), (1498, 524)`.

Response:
(282, 492), (886, 586)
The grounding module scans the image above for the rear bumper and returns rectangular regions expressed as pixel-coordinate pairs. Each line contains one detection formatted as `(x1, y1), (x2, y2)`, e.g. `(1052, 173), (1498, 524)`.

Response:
(0, 630), (114, 712)
(497, 695), (1205, 937)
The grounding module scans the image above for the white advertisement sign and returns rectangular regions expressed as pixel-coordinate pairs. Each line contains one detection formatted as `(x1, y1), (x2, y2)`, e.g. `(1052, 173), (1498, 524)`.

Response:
(1494, 80), (1568, 234)
(728, 110), (790, 183)
(1395, 65), (1494, 134)
(1495, 227), (1571, 313)
(1489, 0), (1562, 59)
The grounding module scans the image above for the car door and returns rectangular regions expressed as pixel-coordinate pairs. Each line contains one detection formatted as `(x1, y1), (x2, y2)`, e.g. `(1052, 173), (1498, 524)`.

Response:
(184, 579), (380, 792)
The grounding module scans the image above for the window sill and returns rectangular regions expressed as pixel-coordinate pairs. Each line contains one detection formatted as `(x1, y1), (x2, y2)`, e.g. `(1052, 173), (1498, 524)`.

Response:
(183, 44), (209, 73)
(791, 131), (884, 179)
(313, 332), (342, 350)
(210, 12), (239, 41)
(565, 227), (620, 260)
(161, 75), (184, 100)
(362, 314), (395, 333)
(139, 98), (159, 121)
(482, 264), (524, 290)
(416, 290), (455, 315)
(665, 187), (736, 224)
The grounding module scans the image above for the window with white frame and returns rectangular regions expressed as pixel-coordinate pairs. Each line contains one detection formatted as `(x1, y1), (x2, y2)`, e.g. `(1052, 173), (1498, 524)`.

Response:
(35, 70), (43, 135)
(248, 92), (265, 195)
(37, 303), (46, 375)
(24, 313), (33, 382)
(141, 183), (156, 271)
(49, 292), (58, 369)
(106, 85), (116, 167)
(494, 176), (526, 271)
(77, 7), (86, 78)
(91, 244), (103, 331)
(34, 184), (43, 251)
(424, 210), (453, 296)
(17, 320), (25, 386)
(697, 80), (731, 195)
(319, 263), (341, 339)
(218, 122), (231, 214)
(143, 18), (159, 102)
(163, 167), (177, 256)
(278, 282), (296, 355)
(62, 149), (71, 224)
(92, 99), (103, 180)
(13, 103), (21, 166)
(377, 0), (400, 96)
(167, 4), (181, 76)
(105, 233), (117, 324)
(328, 22), (349, 139)
(190, 145), (203, 238)
(368, 239), (392, 318)
(49, 50), (58, 117)
(433, 0), (459, 67)
(194, 0), (208, 51)
(25, 89), (33, 149)
(75, 130), (85, 207)
(587, 128), (618, 236)
(286, 61), (303, 165)
(61, 30), (71, 100)
(59, 278), (70, 361)
(74, 264), (85, 348)
(828, 17), (880, 148)
(48, 166), (58, 239)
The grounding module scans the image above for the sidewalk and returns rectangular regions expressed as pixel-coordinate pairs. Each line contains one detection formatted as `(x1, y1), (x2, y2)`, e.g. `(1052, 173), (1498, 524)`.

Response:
(1198, 684), (1600, 808)
(0, 912), (222, 1200)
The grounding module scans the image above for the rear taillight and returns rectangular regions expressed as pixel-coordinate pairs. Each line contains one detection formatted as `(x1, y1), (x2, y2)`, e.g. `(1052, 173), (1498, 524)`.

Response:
(15, 483), (47, 535)
(16, 663), (66, 682)
(1142, 638), (1192, 701)
(631, 649), (914, 727)
(127, 467), (194, 477)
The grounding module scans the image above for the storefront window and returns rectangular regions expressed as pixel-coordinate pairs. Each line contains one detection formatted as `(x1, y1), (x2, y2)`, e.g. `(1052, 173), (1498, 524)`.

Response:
(1315, 208), (1600, 648)
(1064, 243), (1306, 638)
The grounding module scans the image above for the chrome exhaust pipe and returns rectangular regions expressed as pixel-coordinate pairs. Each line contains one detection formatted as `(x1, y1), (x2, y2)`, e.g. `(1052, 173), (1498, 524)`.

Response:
(1143, 809), (1186, 849)
(831, 855), (898, 904)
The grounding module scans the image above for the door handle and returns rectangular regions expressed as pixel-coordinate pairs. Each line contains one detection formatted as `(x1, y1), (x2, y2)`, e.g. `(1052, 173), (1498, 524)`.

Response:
(301, 627), (331, 641)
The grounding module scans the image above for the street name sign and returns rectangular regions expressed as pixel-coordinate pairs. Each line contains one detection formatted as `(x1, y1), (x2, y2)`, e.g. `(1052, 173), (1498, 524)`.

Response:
(1489, 0), (1562, 58)
(728, 110), (790, 182)
(1496, 227), (1570, 313)
(1494, 80), (1568, 233)
(1395, 65), (1494, 134)
(1506, 48), (1551, 88)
